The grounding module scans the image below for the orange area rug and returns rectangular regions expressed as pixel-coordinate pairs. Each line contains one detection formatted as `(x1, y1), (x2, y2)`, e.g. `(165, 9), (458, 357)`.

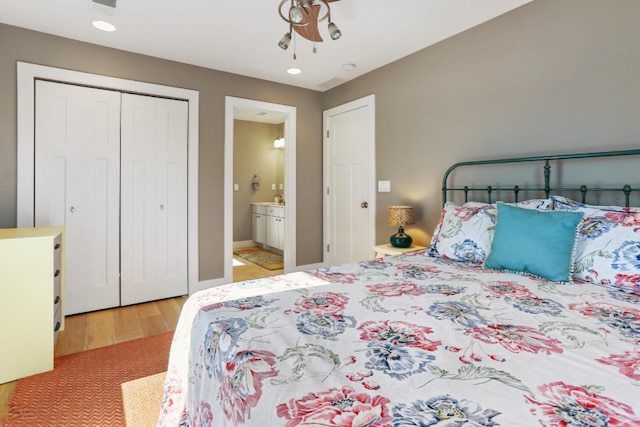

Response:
(3, 331), (173, 426)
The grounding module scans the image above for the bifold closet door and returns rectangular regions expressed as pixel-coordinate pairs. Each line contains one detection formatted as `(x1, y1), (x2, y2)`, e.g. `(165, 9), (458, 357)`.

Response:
(120, 94), (189, 305)
(34, 80), (121, 315)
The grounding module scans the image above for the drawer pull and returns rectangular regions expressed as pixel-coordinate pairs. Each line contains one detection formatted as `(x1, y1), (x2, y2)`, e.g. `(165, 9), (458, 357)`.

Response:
(54, 269), (61, 277)
(54, 243), (61, 250)
(54, 295), (61, 304)
(54, 321), (61, 332)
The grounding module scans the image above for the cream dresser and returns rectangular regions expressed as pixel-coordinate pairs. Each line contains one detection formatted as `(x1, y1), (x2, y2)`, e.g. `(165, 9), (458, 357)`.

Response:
(0, 227), (64, 384)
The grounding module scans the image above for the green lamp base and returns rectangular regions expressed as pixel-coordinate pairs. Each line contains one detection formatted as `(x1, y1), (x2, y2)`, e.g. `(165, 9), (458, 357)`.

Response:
(390, 226), (412, 248)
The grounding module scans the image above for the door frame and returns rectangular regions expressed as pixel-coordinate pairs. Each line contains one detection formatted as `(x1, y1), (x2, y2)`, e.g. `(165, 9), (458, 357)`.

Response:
(16, 61), (201, 294)
(224, 96), (297, 282)
(323, 95), (376, 265)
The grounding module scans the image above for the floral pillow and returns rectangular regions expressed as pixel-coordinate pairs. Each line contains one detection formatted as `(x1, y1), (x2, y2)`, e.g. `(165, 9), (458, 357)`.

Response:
(428, 202), (496, 263)
(428, 199), (552, 263)
(551, 196), (640, 295)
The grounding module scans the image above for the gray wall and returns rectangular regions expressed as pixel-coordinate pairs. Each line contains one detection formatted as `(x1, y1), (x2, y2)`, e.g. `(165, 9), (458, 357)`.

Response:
(0, 23), (324, 280)
(323, 0), (640, 247)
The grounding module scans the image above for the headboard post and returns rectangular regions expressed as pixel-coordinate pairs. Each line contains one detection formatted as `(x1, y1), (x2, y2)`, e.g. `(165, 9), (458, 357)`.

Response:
(580, 185), (588, 203)
(544, 160), (551, 198)
(623, 184), (632, 207)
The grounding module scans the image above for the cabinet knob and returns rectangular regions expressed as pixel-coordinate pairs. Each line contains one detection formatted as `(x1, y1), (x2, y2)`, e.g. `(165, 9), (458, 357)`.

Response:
(54, 321), (61, 332)
(54, 243), (61, 250)
(361, 201), (369, 208)
(160, 204), (165, 210)
(54, 269), (60, 277)
(54, 295), (61, 304)
(69, 206), (75, 213)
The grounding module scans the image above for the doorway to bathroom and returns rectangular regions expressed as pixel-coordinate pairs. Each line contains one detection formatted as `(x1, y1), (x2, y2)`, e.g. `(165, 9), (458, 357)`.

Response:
(224, 97), (297, 283)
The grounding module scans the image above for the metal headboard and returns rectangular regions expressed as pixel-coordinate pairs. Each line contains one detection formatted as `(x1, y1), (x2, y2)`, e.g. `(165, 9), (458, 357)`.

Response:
(442, 149), (640, 207)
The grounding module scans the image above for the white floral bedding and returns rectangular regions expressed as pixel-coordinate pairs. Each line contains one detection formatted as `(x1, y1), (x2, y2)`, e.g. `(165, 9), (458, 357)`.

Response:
(158, 251), (640, 426)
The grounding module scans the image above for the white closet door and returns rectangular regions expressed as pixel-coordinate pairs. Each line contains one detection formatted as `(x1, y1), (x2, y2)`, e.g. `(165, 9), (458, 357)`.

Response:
(120, 94), (189, 305)
(325, 99), (375, 266)
(35, 80), (121, 315)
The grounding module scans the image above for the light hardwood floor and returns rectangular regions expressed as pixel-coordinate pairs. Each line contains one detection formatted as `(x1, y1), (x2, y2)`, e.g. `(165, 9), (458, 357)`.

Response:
(0, 255), (282, 422)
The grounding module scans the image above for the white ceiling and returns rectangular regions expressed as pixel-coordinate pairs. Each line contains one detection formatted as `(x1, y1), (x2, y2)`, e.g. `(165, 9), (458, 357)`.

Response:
(0, 0), (531, 92)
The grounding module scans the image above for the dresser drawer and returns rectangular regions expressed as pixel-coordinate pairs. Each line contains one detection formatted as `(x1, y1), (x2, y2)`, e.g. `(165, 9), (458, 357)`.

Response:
(54, 303), (62, 342)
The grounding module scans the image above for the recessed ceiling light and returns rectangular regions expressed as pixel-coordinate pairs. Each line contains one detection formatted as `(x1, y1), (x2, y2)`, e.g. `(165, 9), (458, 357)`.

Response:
(342, 63), (356, 71)
(92, 20), (116, 32)
(287, 68), (302, 75)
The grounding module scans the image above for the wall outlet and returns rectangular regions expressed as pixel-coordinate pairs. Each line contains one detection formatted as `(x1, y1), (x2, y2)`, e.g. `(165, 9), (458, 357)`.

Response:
(271, 183), (276, 190)
(233, 183), (239, 192)
(279, 183), (284, 190)
(378, 180), (391, 192)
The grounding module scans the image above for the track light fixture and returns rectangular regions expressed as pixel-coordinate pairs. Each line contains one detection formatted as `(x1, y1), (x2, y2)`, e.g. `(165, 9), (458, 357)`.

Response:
(277, 0), (342, 56)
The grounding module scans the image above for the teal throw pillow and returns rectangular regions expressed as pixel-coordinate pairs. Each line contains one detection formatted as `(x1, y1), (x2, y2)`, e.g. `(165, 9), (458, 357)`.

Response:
(484, 203), (584, 282)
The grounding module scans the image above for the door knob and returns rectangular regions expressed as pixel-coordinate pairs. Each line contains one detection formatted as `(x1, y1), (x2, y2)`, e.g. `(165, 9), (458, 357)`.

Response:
(361, 202), (368, 208)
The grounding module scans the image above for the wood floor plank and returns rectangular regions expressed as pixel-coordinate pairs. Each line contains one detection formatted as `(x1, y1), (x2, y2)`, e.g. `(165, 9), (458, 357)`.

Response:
(139, 314), (168, 337)
(54, 313), (88, 357)
(113, 305), (143, 343)
(135, 301), (161, 318)
(86, 310), (115, 350)
(233, 255), (282, 282)
(156, 297), (184, 330)
(0, 381), (17, 420)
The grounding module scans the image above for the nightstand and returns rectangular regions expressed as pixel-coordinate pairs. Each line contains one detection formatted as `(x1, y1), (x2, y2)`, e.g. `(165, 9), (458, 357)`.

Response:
(374, 244), (427, 258)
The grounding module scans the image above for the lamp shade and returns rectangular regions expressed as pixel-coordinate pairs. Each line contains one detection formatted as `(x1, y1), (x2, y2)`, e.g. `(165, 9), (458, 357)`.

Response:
(387, 206), (415, 226)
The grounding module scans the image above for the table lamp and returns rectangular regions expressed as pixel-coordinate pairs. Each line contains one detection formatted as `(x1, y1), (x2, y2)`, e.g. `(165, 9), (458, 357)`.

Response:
(387, 206), (415, 248)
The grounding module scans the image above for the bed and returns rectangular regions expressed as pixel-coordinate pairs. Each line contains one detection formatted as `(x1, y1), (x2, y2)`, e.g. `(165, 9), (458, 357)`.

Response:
(159, 149), (640, 426)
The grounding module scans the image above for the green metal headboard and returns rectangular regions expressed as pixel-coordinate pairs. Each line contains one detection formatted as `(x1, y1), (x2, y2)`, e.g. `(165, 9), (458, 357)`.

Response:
(442, 149), (640, 207)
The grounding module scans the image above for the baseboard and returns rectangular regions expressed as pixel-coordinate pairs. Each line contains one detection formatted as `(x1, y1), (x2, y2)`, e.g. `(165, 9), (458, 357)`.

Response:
(233, 240), (257, 249)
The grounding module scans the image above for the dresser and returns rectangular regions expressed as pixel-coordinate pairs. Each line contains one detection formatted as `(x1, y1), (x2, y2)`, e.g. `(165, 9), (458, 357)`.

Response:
(0, 227), (64, 384)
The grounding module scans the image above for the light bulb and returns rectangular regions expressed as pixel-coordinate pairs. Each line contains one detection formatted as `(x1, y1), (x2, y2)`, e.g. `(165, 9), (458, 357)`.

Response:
(328, 22), (341, 40)
(289, 6), (303, 23)
(278, 32), (292, 50)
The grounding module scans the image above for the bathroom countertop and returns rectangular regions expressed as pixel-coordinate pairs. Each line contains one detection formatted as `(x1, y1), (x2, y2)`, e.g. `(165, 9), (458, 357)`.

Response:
(252, 202), (285, 206)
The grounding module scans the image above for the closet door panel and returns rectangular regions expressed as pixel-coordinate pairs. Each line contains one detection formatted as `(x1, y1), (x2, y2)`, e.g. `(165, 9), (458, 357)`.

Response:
(121, 94), (188, 305)
(35, 81), (121, 315)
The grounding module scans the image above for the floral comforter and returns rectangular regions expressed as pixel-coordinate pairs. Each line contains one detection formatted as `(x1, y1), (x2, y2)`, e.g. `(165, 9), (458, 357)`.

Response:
(158, 252), (640, 426)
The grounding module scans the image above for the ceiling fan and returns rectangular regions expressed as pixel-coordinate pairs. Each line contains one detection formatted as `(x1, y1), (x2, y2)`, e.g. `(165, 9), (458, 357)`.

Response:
(277, 0), (342, 51)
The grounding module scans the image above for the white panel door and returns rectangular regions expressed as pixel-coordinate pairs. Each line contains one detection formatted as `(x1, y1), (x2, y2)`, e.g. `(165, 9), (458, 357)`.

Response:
(35, 80), (121, 315)
(120, 94), (189, 305)
(324, 95), (376, 266)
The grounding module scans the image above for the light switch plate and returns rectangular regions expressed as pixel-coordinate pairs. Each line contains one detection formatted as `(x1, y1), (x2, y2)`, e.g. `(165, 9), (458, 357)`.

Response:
(233, 183), (239, 192)
(378, 180), (391, 192)
(271, 183), (276, 190)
